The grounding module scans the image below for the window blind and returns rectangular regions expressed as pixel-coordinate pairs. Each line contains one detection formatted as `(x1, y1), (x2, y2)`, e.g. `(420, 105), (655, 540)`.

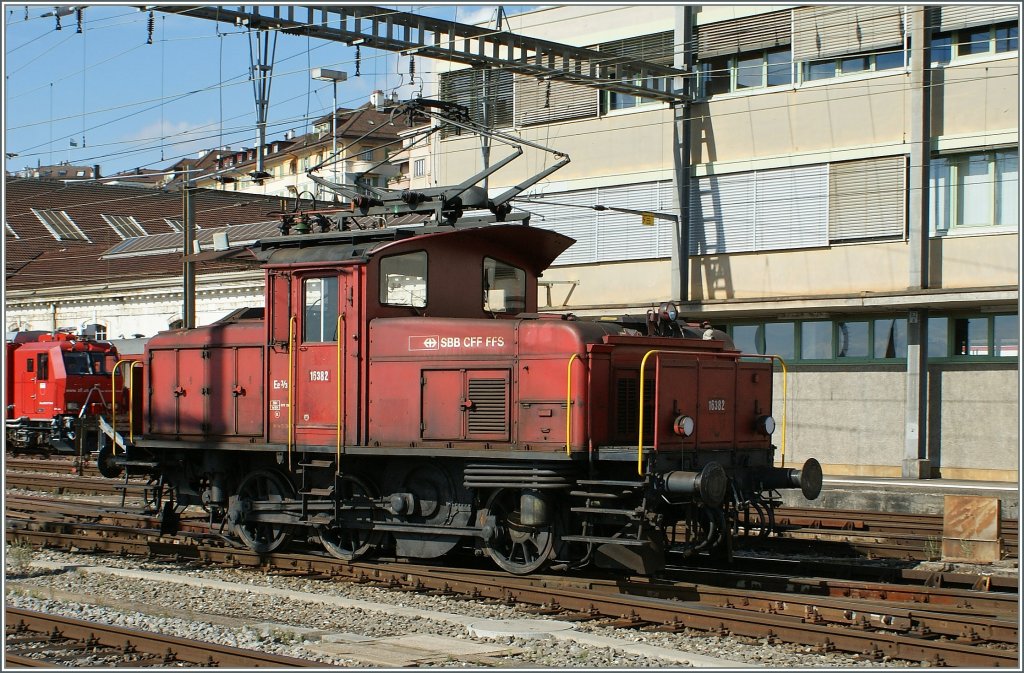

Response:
(438, 69), (513, 137)
(514, 73), (599, 127)
(689, 164), (828, 255)
(829, 156), (906, 242)
(793, 5), (905, 61)
(695, 10), (792, 59)
(931, 5), (1019, 33)
(527, 181), (675, 265)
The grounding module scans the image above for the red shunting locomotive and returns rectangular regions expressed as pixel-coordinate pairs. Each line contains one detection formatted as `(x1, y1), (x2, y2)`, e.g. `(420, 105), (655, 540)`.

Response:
(5, 331), (124, 457)
(121, 223), (821, 574)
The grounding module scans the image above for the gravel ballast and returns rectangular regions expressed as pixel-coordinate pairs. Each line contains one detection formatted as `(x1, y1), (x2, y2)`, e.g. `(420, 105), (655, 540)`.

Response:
(5, 545), (923, 668)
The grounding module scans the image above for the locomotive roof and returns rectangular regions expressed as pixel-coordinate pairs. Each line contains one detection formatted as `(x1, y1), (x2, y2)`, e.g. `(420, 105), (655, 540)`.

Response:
(251, 223), (574, 275)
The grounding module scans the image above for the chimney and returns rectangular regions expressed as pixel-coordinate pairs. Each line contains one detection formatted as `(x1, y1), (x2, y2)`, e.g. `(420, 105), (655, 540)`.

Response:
(93, 164), (101, 178)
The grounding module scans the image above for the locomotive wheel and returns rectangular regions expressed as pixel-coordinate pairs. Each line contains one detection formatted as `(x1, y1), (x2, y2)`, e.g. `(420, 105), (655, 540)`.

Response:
(319, 474), (383, 561)
(233, 468), (294, 554)
(481, 488), (555, 575)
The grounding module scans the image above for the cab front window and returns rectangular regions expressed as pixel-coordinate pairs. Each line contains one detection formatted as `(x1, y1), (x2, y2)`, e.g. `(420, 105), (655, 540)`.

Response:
(303, 276), (340, 343)
(63, 351), (109, 375)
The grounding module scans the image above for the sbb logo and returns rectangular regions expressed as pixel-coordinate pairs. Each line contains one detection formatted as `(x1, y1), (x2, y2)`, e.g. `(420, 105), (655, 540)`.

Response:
(409, 335), (440, 351)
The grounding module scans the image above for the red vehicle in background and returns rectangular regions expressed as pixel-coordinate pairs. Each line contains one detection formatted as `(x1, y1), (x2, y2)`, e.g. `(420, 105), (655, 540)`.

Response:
(5, 331), (126, 458)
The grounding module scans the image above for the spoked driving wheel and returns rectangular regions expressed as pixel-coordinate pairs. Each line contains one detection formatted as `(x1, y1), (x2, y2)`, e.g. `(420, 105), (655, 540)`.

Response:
(232, 468), (294, 554)
(319, 474), (383, 561)
(480, 488), (556, 575)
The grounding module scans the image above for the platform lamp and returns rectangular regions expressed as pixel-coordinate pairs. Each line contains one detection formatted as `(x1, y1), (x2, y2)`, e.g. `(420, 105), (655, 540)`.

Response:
(311, 67), (348, 192)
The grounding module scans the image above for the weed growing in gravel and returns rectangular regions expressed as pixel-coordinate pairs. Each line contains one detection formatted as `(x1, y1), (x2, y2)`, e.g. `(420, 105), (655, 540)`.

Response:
(5, 542), (35, 576)
(266, 627), (302, 645)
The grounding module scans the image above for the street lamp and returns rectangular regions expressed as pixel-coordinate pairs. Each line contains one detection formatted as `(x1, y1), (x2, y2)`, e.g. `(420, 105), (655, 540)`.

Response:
(311, 67), (348, 194)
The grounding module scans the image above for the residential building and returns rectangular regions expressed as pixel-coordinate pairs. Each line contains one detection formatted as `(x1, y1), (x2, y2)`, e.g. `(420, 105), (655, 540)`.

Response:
(188, 103), (405, 201)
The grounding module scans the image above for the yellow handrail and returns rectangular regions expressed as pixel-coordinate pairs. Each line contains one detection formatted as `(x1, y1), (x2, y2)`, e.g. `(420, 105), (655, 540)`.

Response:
(288, 315), (296, 471)
(565, 353), (580, 456)
(636, 350), (661, 475)
(738, 354), (788, 467)
(336, 313), (344, 470)
(110, 359), (132, 454)
(128, 361), (143, 443)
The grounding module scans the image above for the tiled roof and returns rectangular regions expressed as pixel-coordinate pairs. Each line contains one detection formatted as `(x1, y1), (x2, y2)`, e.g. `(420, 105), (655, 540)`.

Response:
(4, 177), (305, 291)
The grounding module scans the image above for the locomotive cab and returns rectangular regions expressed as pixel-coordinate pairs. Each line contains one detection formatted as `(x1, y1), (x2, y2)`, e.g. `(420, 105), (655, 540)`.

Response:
(129, 223), (821, 575)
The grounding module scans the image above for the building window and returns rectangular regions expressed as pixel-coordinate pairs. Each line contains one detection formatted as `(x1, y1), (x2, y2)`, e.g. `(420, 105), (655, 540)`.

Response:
(802, 50), (903, 82)
(931, 149), (1018, 234)
(101, 214), (147, 239)
(701, 47), (793, 95)
(873, 319), (908, 359)
(379, 251), (427, 308)
(31, 208), (90, 242)
(358, 147), (374, 161)
(165, 219), (184, 232)
(836, 320), (871, 358)
(302, 276), (339, 343)
(5, 221), (19, 239)
(599, 32), (674, 111)
(413, 158), (426, 178)
(733, 314), (1019, 362)
(932, 22), (1019, 64)
(928, 314), (1019, 359)
(800, 321), (833, 360)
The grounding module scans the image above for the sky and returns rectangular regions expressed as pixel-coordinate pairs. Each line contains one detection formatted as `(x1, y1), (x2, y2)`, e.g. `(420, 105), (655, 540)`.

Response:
(3, 2), (546, 177)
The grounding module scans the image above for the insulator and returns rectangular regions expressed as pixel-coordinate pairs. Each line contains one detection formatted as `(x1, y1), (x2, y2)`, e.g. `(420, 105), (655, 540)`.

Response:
(147, 11), (154, 45)
(409, 55), (415, 82)
(55, 14), (61, 31)
(76, 8), (82, 34)
(355, 44), (361, 77)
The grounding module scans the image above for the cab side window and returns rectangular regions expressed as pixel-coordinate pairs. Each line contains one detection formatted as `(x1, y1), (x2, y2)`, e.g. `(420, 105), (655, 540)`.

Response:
(303, 276), (339, 343)
(380, 251), (427, 308)
(483, 257), (526, 314)
(37, 353), (49, 380)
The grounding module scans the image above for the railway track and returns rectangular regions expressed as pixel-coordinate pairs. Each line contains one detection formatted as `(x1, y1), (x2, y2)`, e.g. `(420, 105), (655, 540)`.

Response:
(6, 497), (1019, 668)
(4, 607), (322, 667)
(770, 507), (1019, 560)
(5, 457), (99, 477)
(9, 460), (1019, 565)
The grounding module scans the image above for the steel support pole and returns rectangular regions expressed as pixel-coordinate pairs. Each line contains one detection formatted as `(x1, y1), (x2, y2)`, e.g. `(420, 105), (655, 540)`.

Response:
(903, 7), (931, 479)
(332, 80), (338, 190)
(182, 182), (196, 330)
(671, 6), (693, 304)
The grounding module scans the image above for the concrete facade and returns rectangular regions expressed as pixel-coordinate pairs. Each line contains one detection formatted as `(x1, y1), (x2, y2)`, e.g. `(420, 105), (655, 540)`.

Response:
(421, 5), (1020, 482)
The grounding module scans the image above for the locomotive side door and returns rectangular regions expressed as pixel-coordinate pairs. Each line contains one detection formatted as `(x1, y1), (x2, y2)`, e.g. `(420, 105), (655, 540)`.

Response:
(293, 270), (350, 447)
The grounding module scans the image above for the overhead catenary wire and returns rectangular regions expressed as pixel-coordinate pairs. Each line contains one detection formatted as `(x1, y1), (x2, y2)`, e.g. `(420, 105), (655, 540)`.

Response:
(4, 5), (1019, 181)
